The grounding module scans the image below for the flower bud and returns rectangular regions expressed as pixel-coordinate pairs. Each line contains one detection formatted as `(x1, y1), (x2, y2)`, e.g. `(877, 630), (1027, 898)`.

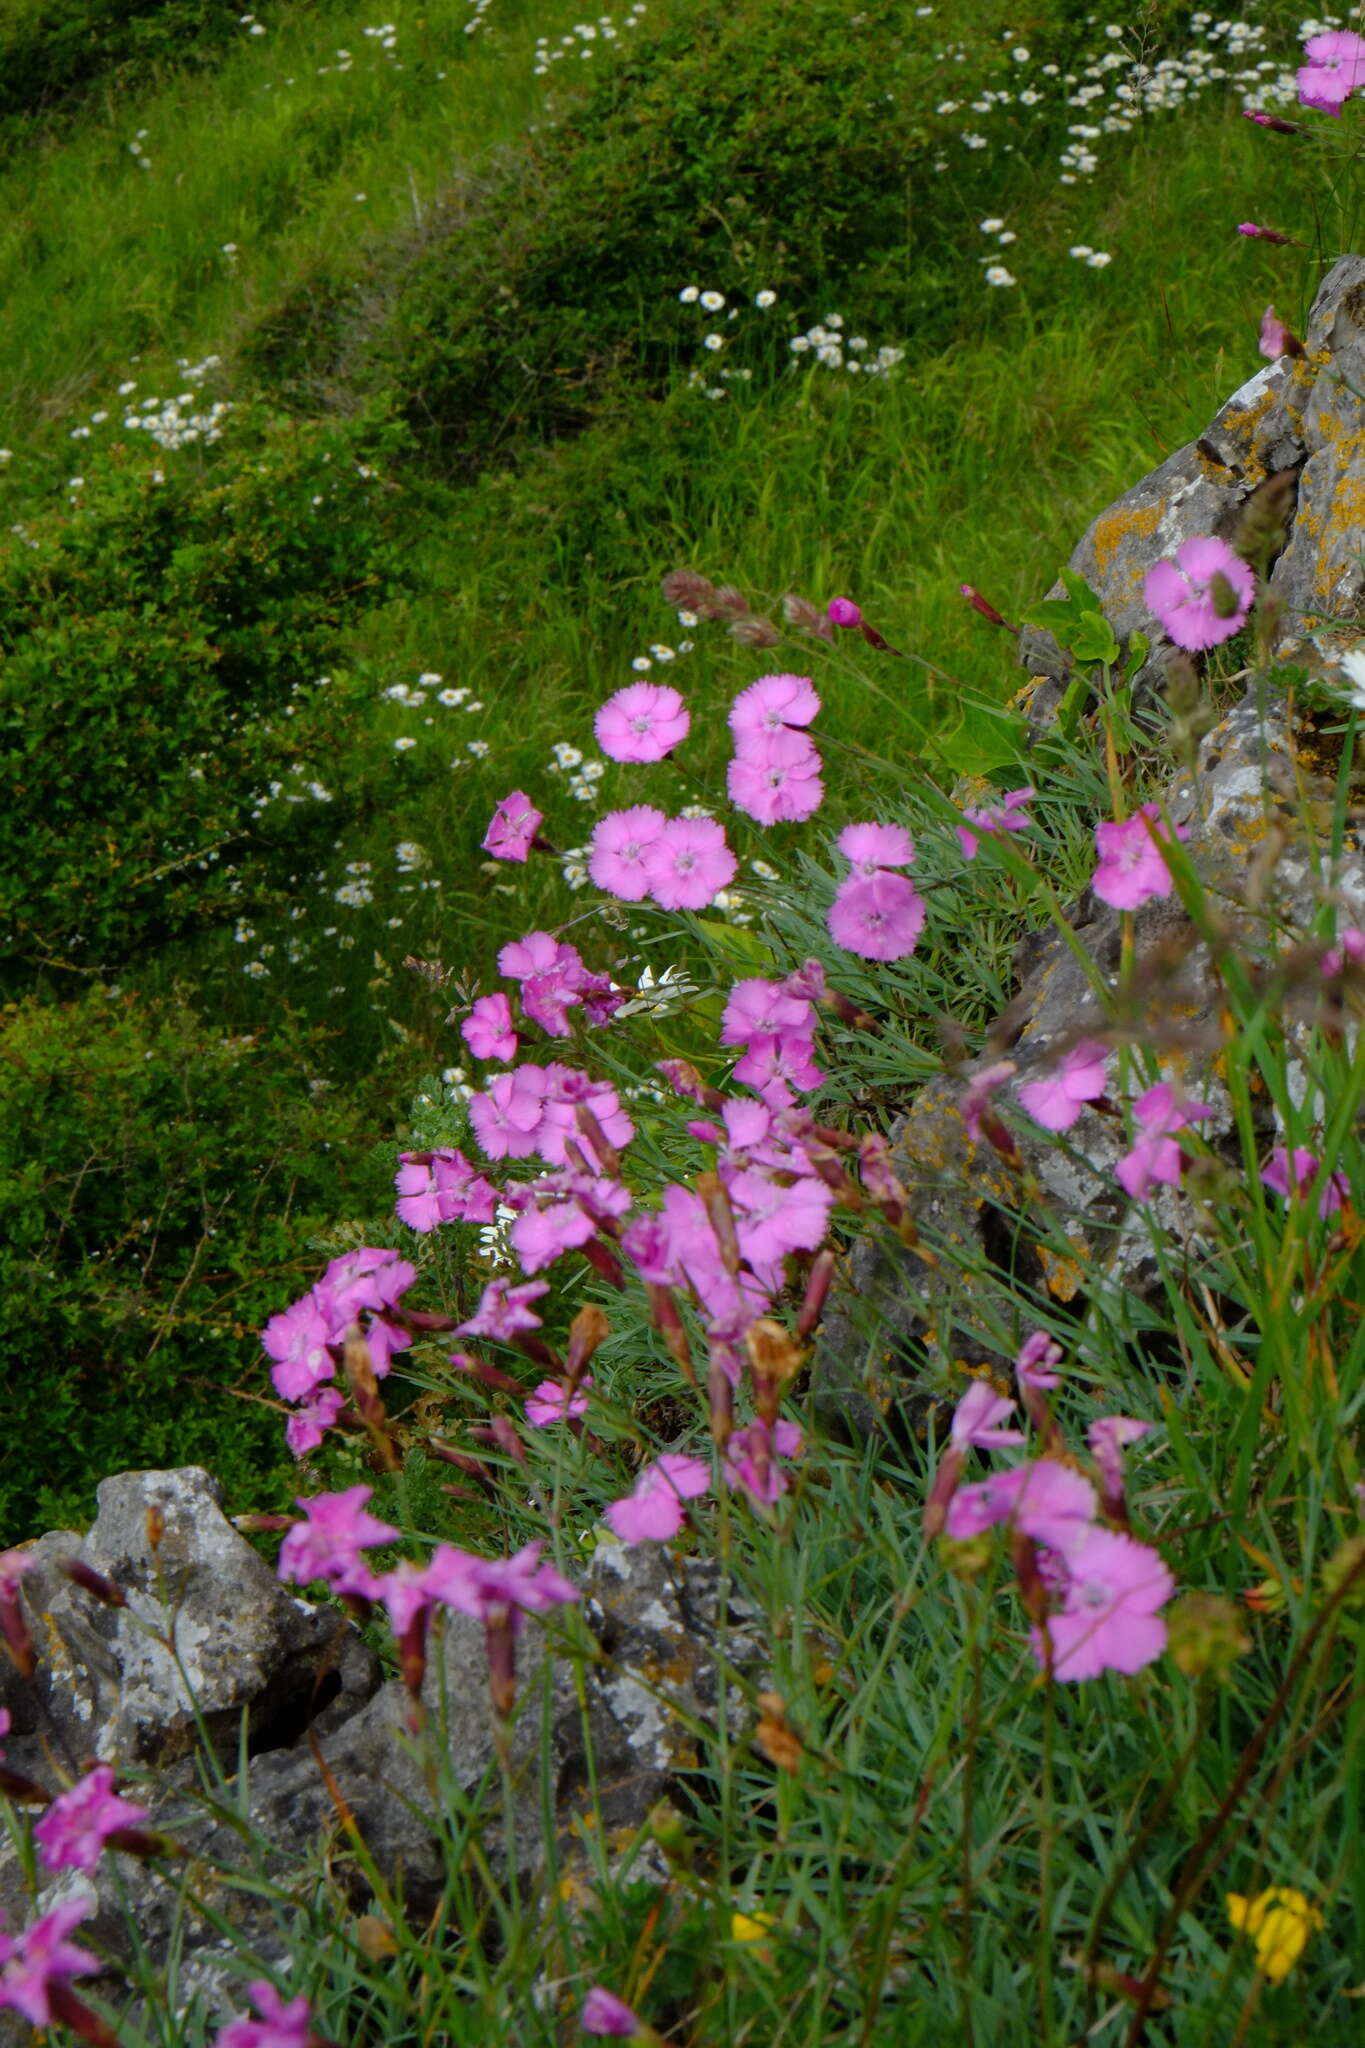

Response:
(1166, 1592), (1252, 1678)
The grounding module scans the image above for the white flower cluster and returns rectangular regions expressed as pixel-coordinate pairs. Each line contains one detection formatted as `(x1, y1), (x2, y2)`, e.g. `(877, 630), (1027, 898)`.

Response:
(788, 313), (905, 376)
(533, 6), (646, 74)
(122, 396), (232, 450)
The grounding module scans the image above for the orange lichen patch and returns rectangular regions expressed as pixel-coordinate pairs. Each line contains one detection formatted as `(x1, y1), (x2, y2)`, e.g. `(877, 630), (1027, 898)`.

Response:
(1039, 1243), (1087, 1301)
(1089, 497), (1164, 585)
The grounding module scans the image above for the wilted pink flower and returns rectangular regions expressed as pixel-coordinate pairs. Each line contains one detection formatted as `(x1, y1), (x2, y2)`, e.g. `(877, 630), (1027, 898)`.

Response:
(525, 1376), (593, 1426)
(481, 790), (543, 862)
(588, 805), (668, 900)
(582, 1985), (643, 2036)
(277, 1486), (399, 1593)
(284, 1386), (346, 1459)
(1016, 1040), (1109, 1131)
(34, 1766), (150, 1875)
(217, 1981), (314, 2048)
(827, 596), (862, 628)
(951, 1382), (1025, 1450)
(946, 1457), (1097, 1547)
(457, 1277), (550, 1340)
(395, 1149), (498, 1231)
(1259, 305), (1303, 360)
(836, 821), (915, 874)
(728, 673), (820, 739)
(605, 1454), (712, 1543)
(1260, 1146), (1349, 1217)
(1033, 1527), (1173, 1681)
(827, 872), (925, 960)
(727, 728), (825, 824)
(643, 816), (738, 910)
(959, 583), (1016, 631)
(723, 1418), (804, 1505)
(595, 682), (690, 762)
(0, 1900), (100, 2029)
(1146, 534), (1255, 651)
(1297, 28), (1365, 113)
(1091, 803), (1187, 910)
(1115, 1081), (1214, 1200)
(959, 1060), (1016, 1142)
(1088, 1415), (1153, 1516)
(1015, 1332), (1063, 1390)
(956, 786), (1035, 860)
(461, 993), (519, 1063)
(1236, 221), (1300, 244)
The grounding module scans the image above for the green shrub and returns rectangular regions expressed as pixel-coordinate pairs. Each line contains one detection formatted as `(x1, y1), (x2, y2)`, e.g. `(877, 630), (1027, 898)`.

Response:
(0, 403), (412, 974)
(238, 0), (1069, 473)
(0, 986), (401, 1540)
(0, 0), (272, 130)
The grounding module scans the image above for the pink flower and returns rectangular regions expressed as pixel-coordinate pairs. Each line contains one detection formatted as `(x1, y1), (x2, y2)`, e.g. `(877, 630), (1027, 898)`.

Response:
(595, 682), (690, 762)
(728, 673), (820, 739)
(827, 597), (862, 628)
(729, 1168), (833, 1264)
(1016, 1040), (1109, 1131)
(262, 1295), (336, 1403)
(588, 805), (667, 900)
(956, 786), (1035, 860)
(582, 1985), (643, 2036)
(284, 1386), (345, 1459)
(604, 1454), (711, 1543)
(1236, 221), (1300, 244)
(721, 978), (813, 1046)
(946, 1458), (1097, 1547)
(469, 1067), (549, 1160)
(1090, 803), (1187, 910)
(951, 1382), (1025, 1450)
(1260, 1146), (1349, 1217)
(1145, 535), (1255, 651)
(1016, 1332), (1063, 1390)
(481, 789), (543, 862)
(498, 930), (567, 981)
(732, 1031), (824, 1105)
(423, 1541), (578, 1625)
(959, 1060), (1016, 1142)
(827, 872), (925, 961)
(461, 993), (518, 1063)
(217, 1982), (314, 2048)
(1298, 28), (1365, 113)
(1088, 1415), (1153, 1514)
(457, 1277), (550, 1340)
(1323, 927), (1365, 976)
(723, 1418), (804, 1505)
(836, 821), (915, 874)
(0, 1900), (100, 2028)
(395, 1149), (498, 1231)
(727, 728), (825, 824)
(1033, 1527), (1173, 1681)
(643, 816), (738, 910)
(277, 1486), (399, 1593)
(526, 1376), (593, 1426)
(1259, 305), (1302, 361)
(1115, 1080), (1214, 1200)
(34, 1765), (150, 1874)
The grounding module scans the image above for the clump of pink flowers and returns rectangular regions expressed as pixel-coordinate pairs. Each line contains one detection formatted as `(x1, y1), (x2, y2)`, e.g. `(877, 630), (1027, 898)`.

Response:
(827, 822), (925, 961)
(727, 674), (824, 825)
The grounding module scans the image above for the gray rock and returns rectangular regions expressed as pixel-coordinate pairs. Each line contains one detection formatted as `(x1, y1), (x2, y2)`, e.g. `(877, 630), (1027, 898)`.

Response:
(1266, 254), (1365, 641)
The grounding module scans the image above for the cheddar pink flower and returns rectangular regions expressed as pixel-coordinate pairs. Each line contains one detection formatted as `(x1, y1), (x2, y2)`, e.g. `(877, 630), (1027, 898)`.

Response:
(604, 1454), (711, 1543)
(1017, 1040), (1109, 1131)
(836, 821), (915, 874)
(582, 1985), (643, 2036)
(1260, 1145), (1349, 1217)
(34, 1766), (150, 1875)
(643, 816), (738, 909)
(728, 673), (820, 738)
(595, 682), (690, 762)
(0, 1900), (100, 2029)
(827, 596), (862, 627)
(727, 728), (825, 824)
(481, 790), (543, 862)
(1033, 1526), (1173, 1681)
(1298, 28), (1365, 113)
(956, 786), (1035, 860)
(1115, 1081), (1214, 1200)
(461, 993), (518, 1063)
(525, 1376), (592, 1426)
(827, 872), (925, 960)
(217, 1981), (314, 2048)
(951, 1382), (1025, 1450)
(1091, 804), (1187, 910)
(1145, 534), (1254, 651)
(588, 805), (667, 901)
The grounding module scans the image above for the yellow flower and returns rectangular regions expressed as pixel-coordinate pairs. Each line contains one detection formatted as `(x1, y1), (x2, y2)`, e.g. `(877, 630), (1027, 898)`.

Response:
(1225, 1887), (1323, 1984)
(731, 1911), (776, 1945)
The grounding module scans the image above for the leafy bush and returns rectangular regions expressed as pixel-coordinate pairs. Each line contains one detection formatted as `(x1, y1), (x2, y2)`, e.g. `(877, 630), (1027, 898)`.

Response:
(0, 0), (264, 129)
(0, 404), (412, 974)
(0, 986), (398, 1539)
(239, 0), (1062, 472)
